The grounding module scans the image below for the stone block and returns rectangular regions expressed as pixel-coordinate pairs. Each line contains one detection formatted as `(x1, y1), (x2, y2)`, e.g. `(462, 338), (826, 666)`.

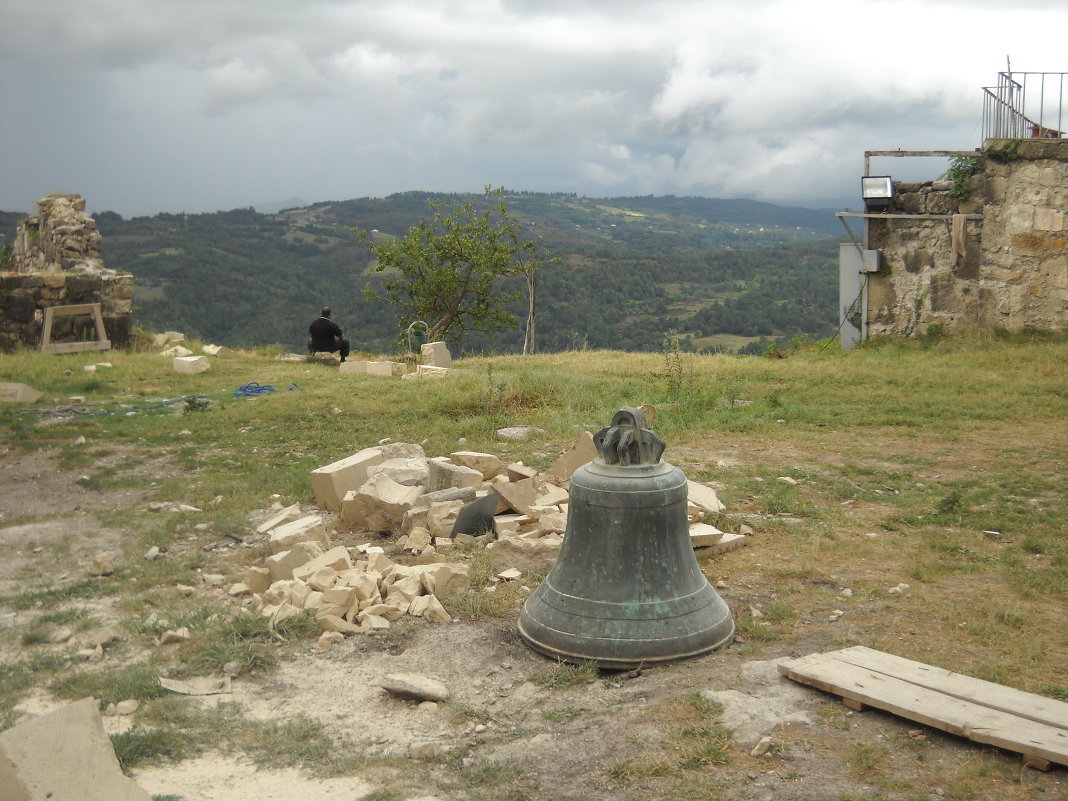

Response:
(420, 340), (452, 368)
(173, 355), (210, 374)
(243, 566), (272, 594)
(427, 460), (483, 492)
(426, 500), (464, 538)
(341, 473), (424, 532)
(0, 383), (43, 404)
(417, 562), (470, 597)
(487, 535), (562, 574)
(366, 457), (429, 487)
(160, 345), (193, 357)
(546, 432), (597, 481)
(533, 484), (569, 509)
(255, 502), (302, 534)
(365, 360), (405, 377)
(311, 447), (385, 511)
(292, 546), (354, 583)
(264, 548), (315, 582)
(687, 481), (726, 514)
(492, 476), (537, 514)
(0, 697), (153, 801)
(415, 365), (449, 378)
(689, 522), (726, 547)
(379, 673), (450, 702)
(201, 344), (228, 356)
(535, 509), (568, 535)
(449, 451), (502, 479)
(337, 360), (369, 374)
(268, 515), (329, 552)
(318, 613), (362, 635)
(506, 462), (539, 481)
(153, 331), (185, 347)
(422, 595), (451, 623)
(693, 532), (749, 560)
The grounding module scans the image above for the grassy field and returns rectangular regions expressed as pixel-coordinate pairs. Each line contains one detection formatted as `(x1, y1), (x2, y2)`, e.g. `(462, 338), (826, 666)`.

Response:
(0, 331), (1066, 800)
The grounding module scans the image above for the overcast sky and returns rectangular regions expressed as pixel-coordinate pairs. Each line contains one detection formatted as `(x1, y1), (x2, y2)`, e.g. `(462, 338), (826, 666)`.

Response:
(2, 0), (1066, 218)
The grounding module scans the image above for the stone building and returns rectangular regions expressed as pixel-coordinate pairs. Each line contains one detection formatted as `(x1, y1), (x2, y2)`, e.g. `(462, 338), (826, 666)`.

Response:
(1, 194), (134, 352)
(839, 139), (1067, 344)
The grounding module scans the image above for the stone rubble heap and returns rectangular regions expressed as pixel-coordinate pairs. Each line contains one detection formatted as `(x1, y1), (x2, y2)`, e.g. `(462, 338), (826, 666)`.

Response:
(226, 435), (745, 650)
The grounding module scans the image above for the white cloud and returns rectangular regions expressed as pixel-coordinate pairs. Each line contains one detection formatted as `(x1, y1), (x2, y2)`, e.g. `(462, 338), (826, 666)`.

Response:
(1, 0), (1066, 216)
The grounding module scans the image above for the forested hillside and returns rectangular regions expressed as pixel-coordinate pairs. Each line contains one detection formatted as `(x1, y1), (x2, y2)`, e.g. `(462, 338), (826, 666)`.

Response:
(2, 193), (842, 354)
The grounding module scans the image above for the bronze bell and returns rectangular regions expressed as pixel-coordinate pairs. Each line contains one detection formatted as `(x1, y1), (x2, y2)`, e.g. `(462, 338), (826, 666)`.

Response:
(518, 407), (734, 668)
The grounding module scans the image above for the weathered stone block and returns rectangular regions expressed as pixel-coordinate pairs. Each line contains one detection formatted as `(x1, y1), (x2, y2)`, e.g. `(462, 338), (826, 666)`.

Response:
(0, 383), (43, 404)
(487, 535), (562, 574)
(449, 450), (502, 480)
(0, 697), (153, 801)
(342, 473), (424, 532)
(546, 432), (597, 482)
(268, 515), (329, 552)
(687, 481), (726, 514)
(173, 355), (210, 374)
(311, 447), (385, 511)
(427, 460), (483, 492)
(420, 340), (452, 368)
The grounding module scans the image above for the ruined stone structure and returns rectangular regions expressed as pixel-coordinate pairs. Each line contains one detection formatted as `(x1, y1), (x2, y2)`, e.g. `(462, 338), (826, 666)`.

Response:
(858, 140), (1067, 338)
(1, 194), (133, 352)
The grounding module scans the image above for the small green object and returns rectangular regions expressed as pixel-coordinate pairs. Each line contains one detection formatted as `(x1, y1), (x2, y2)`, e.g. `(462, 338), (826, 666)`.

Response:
(407, 321), (429, 353)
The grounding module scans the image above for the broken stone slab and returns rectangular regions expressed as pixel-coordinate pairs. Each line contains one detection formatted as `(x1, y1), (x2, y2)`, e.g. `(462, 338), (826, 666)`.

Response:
(160, 345), (194, 357)
(153, 331), (185, 347)
(88, 551), (118, 577)
(380, 673), (450, 702)
(546, 431), (597, 482)
(173, 355), (210, 374)
(264, 542), (324, 581)
(427, 460), (483, 493)
(0, 383), (43, 404)
(491, 475), (537, 515)
(497, 568), (522, 581)
(267, 514), (330, 552)
(291, 546), (355, 583)
(487, 535), (562, 574)
(201, 344), (228, 356)
(426, 500), (464, 538)
(689, 522), (726, 548)
(420, 340), (452, 368)
(158, 627), (190, 646)
(311, 447), (386, 512)
(341, 473), (424, 532)
(693, 532), (748, 560)
(505, 462), (539, 481)
(688, 481), (726, 514)
(316, 631), (346, 653)
(255, 502), (302, 534)
(415, 562), (470, 597)
(530, 484), (569, 511)
(497, 425), (544, 440)
(449, 451), (502, 480)
(366, 457), (430, 487)
(0, 696), (153, 801)
(409, 741), (447, 760)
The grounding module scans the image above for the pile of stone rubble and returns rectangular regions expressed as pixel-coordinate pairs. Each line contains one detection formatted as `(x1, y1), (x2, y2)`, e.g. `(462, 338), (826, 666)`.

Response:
(228, 435), (746, 651)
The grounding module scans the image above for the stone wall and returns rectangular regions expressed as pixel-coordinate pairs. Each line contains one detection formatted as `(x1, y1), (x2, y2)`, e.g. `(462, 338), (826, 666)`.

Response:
(865, 140), (1067, 337)
(1, 193), (134, 352)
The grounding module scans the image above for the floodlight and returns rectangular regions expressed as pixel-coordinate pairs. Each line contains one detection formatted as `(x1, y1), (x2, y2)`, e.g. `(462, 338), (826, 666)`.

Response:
(861, 176), (893, 211)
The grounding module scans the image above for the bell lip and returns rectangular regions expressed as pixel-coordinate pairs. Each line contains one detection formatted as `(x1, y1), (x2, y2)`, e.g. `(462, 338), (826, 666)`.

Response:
(517, 617), (735, 670)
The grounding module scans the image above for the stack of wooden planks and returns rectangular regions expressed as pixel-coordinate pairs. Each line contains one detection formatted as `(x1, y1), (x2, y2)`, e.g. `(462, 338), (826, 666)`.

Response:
(778, 646), (1068, 770)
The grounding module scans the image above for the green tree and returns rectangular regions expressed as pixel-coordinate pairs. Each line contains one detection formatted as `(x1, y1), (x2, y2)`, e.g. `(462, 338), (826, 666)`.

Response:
(356, 187), (539, 344)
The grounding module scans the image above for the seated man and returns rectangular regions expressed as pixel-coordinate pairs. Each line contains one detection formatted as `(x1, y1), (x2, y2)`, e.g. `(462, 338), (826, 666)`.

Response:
(308, 306), (350, 362)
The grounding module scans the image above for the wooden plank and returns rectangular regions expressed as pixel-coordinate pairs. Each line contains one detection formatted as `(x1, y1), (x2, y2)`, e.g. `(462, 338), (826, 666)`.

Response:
(41, 340), (112, 355)
(779, 653), (1068, 767)
(828, 646), (1068, 731)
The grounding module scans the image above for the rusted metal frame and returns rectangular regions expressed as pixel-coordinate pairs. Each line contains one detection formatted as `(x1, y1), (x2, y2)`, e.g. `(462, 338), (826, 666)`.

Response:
(864, 150), (978, 175)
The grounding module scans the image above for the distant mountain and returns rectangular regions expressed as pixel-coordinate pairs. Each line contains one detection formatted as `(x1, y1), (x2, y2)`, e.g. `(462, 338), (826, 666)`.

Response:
(2, 192), (842, 354)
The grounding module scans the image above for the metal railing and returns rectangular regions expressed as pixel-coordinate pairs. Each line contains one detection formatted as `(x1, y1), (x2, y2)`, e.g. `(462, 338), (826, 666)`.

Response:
(982, 71), (1066, 140)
